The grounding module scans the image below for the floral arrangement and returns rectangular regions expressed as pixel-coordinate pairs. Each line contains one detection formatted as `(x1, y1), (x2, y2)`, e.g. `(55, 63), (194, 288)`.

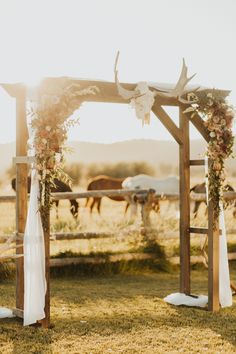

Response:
(28, 83), (99, 229)
(186, 91), (235, 224)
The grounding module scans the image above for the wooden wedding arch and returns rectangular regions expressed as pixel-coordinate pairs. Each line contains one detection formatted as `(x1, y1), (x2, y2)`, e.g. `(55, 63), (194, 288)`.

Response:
(0, 77), (230, 328)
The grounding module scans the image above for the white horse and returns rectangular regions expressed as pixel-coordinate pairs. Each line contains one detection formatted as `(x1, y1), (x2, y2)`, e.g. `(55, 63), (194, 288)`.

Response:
(122, 174), (179, 219)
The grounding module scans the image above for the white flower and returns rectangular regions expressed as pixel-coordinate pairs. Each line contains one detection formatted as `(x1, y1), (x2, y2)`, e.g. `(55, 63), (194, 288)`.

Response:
(45, 126), (51, 131)
(210, 131), (216, 138)
(42, 138), (47, 144)
(183, 107), (195, 114)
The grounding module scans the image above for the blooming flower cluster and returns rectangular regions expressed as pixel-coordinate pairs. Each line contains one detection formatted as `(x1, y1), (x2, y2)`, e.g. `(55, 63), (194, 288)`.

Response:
(187, 91), (235, 224)
(29, 83), (99, 223)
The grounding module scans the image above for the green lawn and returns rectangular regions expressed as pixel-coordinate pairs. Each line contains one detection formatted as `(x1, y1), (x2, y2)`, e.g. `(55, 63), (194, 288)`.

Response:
(1, 268), (236, 353)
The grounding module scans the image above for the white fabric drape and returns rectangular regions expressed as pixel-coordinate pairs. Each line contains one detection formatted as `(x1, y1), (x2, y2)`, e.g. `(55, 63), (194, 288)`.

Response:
(23, 168), (46, 326)
(164, 293), (208, 308)
(218, 204), (232, 307)
(0, 307), (14, 318)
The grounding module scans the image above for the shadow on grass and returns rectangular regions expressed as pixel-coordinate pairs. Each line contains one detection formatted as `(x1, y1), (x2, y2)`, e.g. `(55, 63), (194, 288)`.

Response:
(0, 317), (53, 354)
(1, 266), (236, 353)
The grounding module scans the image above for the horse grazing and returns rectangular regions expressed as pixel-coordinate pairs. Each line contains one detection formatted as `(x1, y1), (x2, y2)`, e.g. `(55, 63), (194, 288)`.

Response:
(11, 176), (79, 219)
(190, 182), (236, 218)
(122, 174), (179, 218)
(85, 175), (129, 214)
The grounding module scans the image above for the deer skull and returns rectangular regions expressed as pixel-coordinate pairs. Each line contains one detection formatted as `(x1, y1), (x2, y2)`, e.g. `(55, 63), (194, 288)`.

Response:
(114, 52), (199, 125)
(114, 52), (156, 125)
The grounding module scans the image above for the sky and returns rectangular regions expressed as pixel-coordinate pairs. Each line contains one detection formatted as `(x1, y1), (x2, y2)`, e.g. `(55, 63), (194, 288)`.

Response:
(0, 0), (235, 144)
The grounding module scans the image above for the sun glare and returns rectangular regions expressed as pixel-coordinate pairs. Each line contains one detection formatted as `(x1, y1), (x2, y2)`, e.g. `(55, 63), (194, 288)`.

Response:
(23, 75), (44, 88)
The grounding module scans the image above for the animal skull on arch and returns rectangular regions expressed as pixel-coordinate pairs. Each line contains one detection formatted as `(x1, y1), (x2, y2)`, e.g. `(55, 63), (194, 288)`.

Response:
(114, 52), (156, 125)
(114, 52), (198, 125)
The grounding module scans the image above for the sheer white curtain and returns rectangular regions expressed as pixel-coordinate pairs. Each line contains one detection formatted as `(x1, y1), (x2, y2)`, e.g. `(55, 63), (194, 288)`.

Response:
(23, 95), (46, 326)
(23, 168), (46, 325)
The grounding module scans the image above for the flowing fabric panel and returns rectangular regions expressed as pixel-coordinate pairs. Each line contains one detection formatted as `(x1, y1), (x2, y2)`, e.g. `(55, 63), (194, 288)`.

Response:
(23, 169), (46, 326)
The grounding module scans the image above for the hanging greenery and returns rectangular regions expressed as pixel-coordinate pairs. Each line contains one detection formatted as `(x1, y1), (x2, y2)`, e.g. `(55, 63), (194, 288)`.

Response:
(185, 91), (235, 224)
(28, 83), (99, 229)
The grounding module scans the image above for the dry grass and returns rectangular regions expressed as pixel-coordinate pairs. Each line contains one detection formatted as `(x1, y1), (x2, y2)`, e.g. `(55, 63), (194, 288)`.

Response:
(1, 190), (236, 352)
(1, 269), (236, 353)
(1, 196), (236, 259)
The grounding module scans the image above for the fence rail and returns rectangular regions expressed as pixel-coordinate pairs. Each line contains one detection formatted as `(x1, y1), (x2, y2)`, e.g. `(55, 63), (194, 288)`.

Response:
(2, 252), (236, 266)
(1, 190), (236, 203)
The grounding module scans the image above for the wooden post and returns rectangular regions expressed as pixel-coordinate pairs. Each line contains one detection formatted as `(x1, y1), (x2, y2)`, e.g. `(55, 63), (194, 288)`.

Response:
(40, 182), (50, 328)
(179, 107), (190, 294)
(15, 86), (28, 311)
(208, 161), (220, 312)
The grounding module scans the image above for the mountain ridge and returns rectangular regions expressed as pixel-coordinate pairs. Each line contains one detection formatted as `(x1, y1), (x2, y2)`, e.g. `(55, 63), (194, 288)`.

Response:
(0, 139), (235, 177)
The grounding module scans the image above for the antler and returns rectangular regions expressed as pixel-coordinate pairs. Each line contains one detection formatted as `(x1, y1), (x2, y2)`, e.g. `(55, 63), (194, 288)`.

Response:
(155, 59), (199, 104)
(114, 51), (139, 100)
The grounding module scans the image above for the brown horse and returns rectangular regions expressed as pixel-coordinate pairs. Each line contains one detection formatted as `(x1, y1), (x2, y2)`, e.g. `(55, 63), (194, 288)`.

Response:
(11, 176), (79, 219)
(85, 175), (129, 214)
(190, 182), (236, 218)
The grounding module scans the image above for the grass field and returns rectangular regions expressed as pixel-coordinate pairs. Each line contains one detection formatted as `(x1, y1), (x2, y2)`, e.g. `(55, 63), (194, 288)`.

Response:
(1, 195), (236, 353)
(1, 269), (236, 354)
(1, 196), (236, 258)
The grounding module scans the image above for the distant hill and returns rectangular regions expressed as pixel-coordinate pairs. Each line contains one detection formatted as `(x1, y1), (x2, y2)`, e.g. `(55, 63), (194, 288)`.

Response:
(65, 139), (207, 165)
(0, 139), (235, 177)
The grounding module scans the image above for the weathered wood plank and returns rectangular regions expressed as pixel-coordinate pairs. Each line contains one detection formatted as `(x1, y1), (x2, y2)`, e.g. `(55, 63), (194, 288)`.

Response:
(15, 87), (28, 313)
(51, 189), (150, 200)
(189, 227), (222, 235)
(1, 190), (236, 203)
(208, 197), (220, 312)
(50, 253), (155, 267)
(51, 232), (114, 241)
(189, 227), (208, 234)
(179, 107), (190, 294)
(37, 78), (180, 106)
(40, 190), (50, 329)
(189, 159), (205, 166)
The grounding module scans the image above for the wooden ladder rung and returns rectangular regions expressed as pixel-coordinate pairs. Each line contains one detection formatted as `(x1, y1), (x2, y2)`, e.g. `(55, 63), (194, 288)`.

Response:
(189, 227), (222, 235)
(189, 227), (208, 234)
(189, 159), (205, 166)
